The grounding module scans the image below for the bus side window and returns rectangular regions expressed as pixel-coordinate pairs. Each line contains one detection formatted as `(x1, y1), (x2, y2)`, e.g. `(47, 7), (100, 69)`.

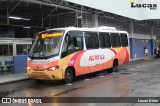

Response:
(67, 36), (83, 52)
(120, 33), (128, 47)
(61, 31), (83, 58)
(110, 33), (121, 48)
(85, 32), (99, 49)
(74, 36), (83, 50)
(99, 33), (111, 48)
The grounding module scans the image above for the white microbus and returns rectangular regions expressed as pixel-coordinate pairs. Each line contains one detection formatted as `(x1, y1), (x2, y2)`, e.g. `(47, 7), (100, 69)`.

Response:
(27, 27), (130, 83)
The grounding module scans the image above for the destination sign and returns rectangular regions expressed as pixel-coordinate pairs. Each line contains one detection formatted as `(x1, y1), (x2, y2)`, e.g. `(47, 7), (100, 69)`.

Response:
(41, 32), (63, 39)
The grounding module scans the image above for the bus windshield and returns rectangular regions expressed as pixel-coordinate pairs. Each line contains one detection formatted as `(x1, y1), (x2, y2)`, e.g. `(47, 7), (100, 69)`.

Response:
(29, 30), (64, 59)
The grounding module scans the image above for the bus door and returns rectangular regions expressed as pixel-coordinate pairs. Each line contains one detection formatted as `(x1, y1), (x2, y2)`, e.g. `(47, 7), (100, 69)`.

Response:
(61, 31), (84, 75)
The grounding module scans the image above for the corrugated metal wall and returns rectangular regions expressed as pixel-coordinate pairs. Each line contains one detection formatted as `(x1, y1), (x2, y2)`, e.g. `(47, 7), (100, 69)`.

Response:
(153, 28), (160, 36)
(98, 15), (129, 32)
(82, 13), (92, 27)
(133, 23), (151, 35)
(50, 12), (76, 28)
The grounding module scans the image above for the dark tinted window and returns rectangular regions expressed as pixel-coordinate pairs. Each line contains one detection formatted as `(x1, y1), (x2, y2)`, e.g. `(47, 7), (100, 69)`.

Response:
(61, 31), (83, 58)
(111, 33), (121, 47)
(99, 33), (111, 48)
(120, 33), (128, 47)
(85, 32), (99, 49)
(67, 31), (83, 50)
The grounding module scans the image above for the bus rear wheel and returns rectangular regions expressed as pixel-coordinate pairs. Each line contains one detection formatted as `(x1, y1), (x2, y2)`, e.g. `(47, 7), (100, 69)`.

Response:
(34, 79), (44, 83)
(112, 61), (118, 72)
(64, 68), (74, 84)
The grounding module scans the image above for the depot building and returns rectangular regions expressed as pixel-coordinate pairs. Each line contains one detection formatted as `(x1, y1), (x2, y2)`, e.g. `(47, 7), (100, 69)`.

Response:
(0, 0), (160, 73)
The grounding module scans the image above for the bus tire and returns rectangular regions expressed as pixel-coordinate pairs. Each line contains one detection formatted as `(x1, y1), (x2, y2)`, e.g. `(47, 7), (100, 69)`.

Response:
(64, 68), (74, 84)
(112, 61), (118, 72)
(34, 79), (43, 83)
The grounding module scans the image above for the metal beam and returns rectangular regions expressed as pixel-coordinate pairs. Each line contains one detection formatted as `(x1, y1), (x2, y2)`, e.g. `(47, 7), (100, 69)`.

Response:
(43, 0), (64, 21)
(43, 6), (58, 21)
(7, 6), (9, 24)
(41, 9), (44, 27)
(9, 0), (22, 15)
(21, 0), (90, 14)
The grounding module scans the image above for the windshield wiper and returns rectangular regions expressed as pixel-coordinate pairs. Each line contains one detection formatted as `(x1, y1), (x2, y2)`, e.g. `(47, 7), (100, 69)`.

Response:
(30, 38), (48, 59)
(30, 45), (47, 60)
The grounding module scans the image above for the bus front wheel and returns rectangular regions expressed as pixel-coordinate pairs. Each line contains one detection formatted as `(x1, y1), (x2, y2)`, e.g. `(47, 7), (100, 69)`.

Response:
(64, 68), (74, 84)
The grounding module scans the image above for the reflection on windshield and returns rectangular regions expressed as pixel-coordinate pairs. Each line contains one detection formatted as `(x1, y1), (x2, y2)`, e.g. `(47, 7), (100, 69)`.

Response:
(29, 31), (63, 59)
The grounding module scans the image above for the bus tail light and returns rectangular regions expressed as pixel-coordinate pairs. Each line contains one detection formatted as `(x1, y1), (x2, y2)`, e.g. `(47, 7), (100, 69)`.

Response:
(47, 66), (59, 71)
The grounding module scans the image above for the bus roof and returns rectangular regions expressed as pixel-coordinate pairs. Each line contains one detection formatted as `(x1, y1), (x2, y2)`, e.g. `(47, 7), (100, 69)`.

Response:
(42, 26), (128, 34)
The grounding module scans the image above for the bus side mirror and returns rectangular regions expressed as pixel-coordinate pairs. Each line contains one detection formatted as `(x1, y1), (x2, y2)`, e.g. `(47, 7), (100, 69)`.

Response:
(66, 35), (69, 46)
(61, 34), (71, 58)
(66, 34), (72, 49)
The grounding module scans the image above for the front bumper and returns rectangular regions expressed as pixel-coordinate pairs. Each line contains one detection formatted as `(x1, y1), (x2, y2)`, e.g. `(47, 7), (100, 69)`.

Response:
(27, 69), (63, 80)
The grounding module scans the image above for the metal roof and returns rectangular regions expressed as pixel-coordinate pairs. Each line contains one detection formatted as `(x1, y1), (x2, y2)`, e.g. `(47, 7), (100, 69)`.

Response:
(0, 0), (160, 31)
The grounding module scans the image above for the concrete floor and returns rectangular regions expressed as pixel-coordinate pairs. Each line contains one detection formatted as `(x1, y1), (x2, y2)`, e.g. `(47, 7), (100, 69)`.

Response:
(1, 58), (160, 106)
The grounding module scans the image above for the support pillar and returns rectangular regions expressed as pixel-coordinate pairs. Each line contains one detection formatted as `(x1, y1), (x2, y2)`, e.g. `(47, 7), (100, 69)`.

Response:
(129, 22), (134, 58)
(92, 14), (98, 27)
(13, 43), (16, 56)
(150, 27), (155, 55)
(7, 6), (9, 24)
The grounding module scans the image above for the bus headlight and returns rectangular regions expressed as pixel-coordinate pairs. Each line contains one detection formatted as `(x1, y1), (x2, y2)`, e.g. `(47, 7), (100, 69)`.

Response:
(27, 66), (31, 70)
(51, 67), (56, 70)
(47, 66), (59, 71)
(27, 66), (31, 71)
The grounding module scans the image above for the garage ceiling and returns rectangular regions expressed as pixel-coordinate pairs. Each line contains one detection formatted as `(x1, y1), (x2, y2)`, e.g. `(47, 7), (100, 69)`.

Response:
(0, 0), (73, 27)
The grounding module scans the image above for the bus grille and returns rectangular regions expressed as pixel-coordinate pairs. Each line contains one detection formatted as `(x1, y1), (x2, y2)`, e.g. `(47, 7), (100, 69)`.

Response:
(31, 72), (50, 79)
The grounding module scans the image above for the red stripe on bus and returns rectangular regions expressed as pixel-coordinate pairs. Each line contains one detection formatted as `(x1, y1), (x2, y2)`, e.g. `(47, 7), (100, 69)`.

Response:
(68, 50), (86, 66)
(110, 48), (117, 55)
(123, 48), (129, 64)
